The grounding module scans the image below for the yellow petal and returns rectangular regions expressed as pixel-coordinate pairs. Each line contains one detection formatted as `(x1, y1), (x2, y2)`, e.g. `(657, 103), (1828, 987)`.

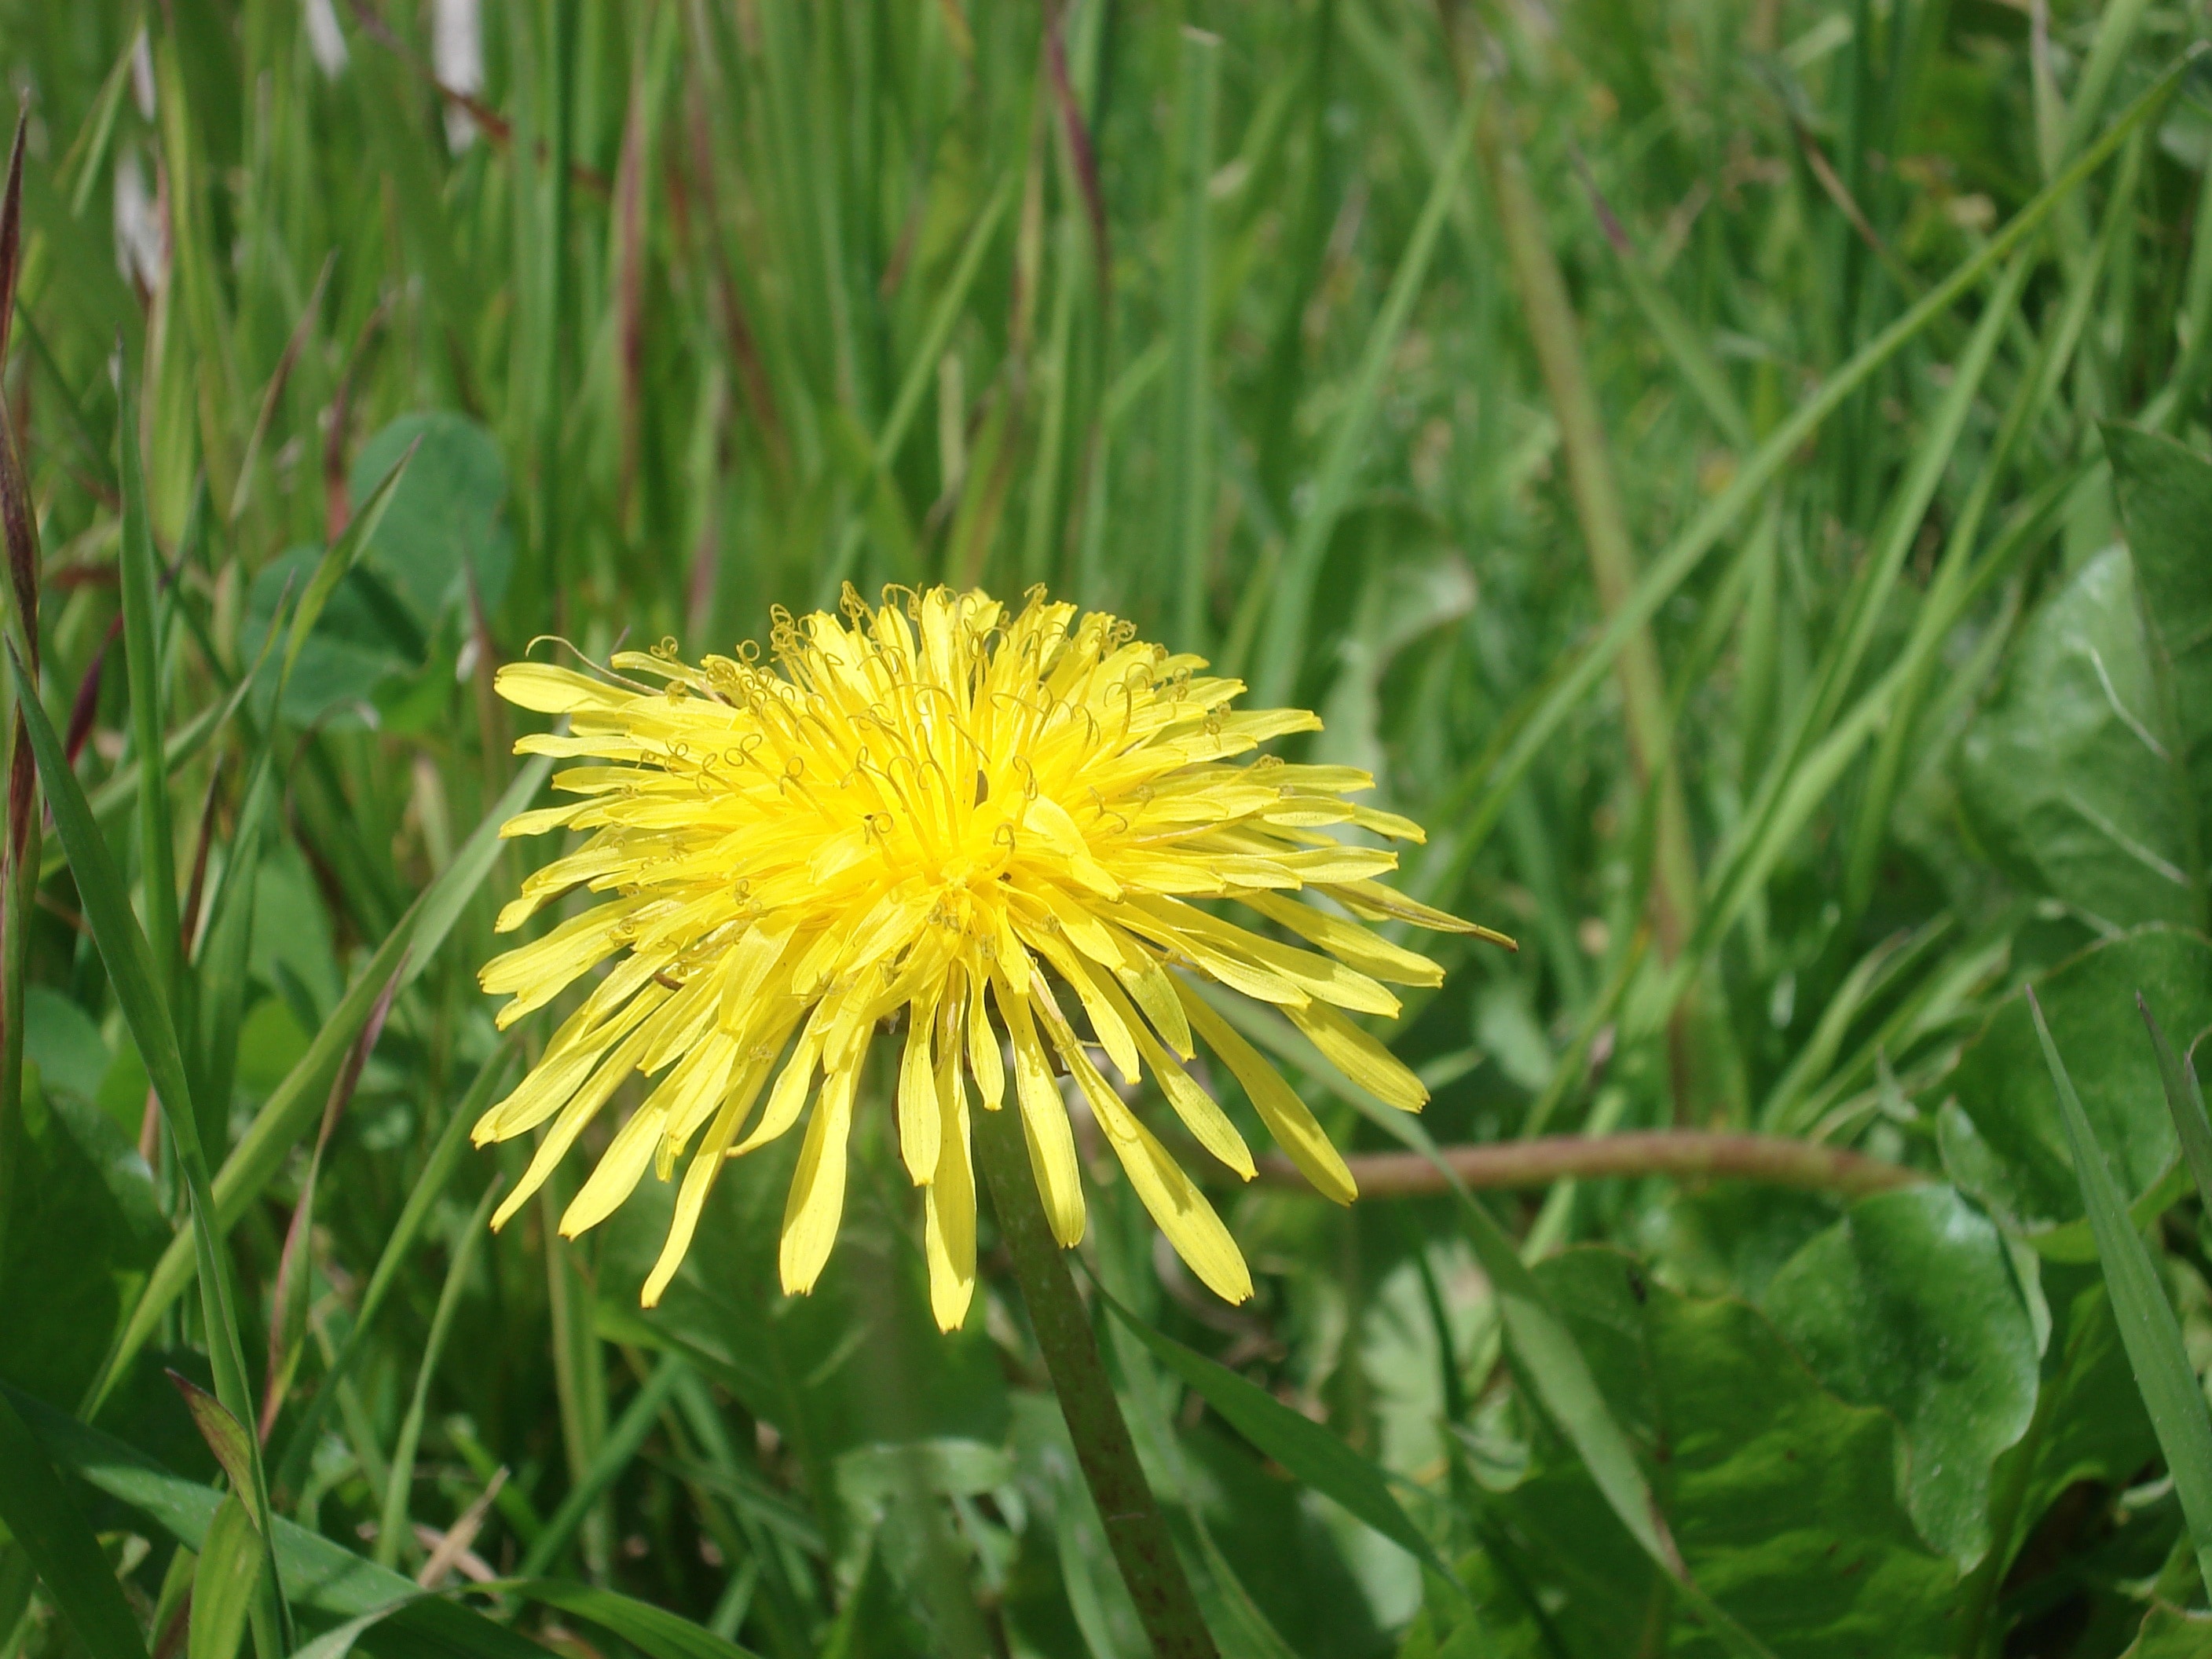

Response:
(924, 1045), (976, 1331)
(642, 1057), (775, 1307)
(1057, 1037), (1250, 1304)
(778, 1053), (863, 1295)
(965, 967), (1004, 1111)
(1177, 981), (1354, 1204)
(998, 980), (1086, 1247)
(1236, 890), (1445, 988)
(562, 1035), (738, 1237)
(480, 897), (647, 1022)
(899, 982), (943, 1185)
(1091, 973), (1251, 1179)
(496, 661), (638, 714)
(1017, 920), (1140, 1085)
(733, 1012), (829, 1156)
(1115, 951), (1194, 1058)
(475, 983), (671, 1143)
(1285, 999), (1426, 1112)
(492, 1016), (661, 1230)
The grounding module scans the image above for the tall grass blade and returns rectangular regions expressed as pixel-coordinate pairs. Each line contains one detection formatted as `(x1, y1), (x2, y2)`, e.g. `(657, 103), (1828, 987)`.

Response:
(2031, 986), (2212, 1600)
(2141, 996), (2212, 1215)
(1164, 27), (1220, 649)
(3, 643), (287, 1646)
(1423, 47), (2199, 891)
(90, 755), (552, 1412)
(1250, 92), (1478, 705)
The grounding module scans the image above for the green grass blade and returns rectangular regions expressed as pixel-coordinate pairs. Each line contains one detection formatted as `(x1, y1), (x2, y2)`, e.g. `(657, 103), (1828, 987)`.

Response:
(3, 1383), (544, 1659)
(1093, 1280), (1452, 1583)
(273, 1046), (516, 1496)
(501, 1580), (765, 1659)
(1163, 25), (1220, 649)
(1419, 46), (2199, 892)
(280, 440), (417, 702)
(2141, 996), (2212, 1218)
(1250, 90), (1477, 707)
(518, 1354), (687, 1579)
(89, 755), (552, 1415)
(115, 351), (178, 1018)
(2031, 986), (2212, 1600)
(3, 645), (284, 1643)
(373, 1178), (500, 1569)
(186, 1498), (261, 1659)
(0, 1390), (149, 1659)
(819, 178), (1014, 604)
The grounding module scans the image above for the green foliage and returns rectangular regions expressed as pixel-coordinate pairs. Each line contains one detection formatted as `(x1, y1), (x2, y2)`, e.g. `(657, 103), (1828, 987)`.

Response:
(0, 2), (2210, 1656)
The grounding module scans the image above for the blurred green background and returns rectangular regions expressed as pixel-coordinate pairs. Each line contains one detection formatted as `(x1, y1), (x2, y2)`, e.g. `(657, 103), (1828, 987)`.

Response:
(5, 1), (2212, 1655)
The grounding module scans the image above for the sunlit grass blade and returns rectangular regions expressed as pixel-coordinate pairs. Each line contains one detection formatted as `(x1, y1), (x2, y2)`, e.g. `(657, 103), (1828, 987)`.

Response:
(819, 176), (1014, 603)
(90, 754), (552, 1414)
(0, 1390), (149, 1659)
(2031, 986), (2212, 1599)
(186, 1498), (260, 1659)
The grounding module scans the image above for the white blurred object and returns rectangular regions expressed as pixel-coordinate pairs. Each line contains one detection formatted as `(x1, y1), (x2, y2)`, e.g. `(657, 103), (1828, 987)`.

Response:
(434, 0), (483, 153)
(302, 0), (349, 78)
(129, 27), (155, 119)
(112, 148), (165, 295)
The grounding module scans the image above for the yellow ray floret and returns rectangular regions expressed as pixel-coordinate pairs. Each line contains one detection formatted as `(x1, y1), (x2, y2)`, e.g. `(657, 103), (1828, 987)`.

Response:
(476, 584), (1500, 1328)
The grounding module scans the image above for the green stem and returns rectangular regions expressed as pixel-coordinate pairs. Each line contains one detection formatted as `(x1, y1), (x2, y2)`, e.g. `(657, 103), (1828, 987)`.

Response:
(972, 1104), (1218, 1659)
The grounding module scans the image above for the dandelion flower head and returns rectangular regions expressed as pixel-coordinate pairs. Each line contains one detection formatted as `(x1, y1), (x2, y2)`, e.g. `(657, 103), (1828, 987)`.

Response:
(477, 584), (1496, 1330)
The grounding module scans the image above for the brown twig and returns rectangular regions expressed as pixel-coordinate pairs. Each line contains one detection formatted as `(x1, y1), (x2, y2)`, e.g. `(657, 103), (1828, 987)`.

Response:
(1256, 1131), (1922, 1200)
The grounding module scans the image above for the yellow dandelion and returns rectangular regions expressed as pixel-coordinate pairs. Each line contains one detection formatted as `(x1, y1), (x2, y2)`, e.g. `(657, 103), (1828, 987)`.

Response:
(475, 584), (1499, 1331)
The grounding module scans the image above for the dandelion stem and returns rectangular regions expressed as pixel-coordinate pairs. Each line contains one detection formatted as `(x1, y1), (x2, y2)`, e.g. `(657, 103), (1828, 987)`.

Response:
(973, 1104), (1219, 1659)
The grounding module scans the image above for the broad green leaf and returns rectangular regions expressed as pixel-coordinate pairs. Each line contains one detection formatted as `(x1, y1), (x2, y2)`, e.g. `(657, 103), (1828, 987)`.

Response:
(2, 1382), (544, 1659)
(279, 441), (416, 701)
(350, 413), (512, 623)
(2030, 987), (2212, 1600)
(94, 754), (552, 1411)
(185, 1497), (259, 1659)
(2108, 421), (2212, 854)
(0, 1389), (148, 1659)
(1939, 926), (2212, 1246)
(2122, 1602), (2212, 1657)
(1479, 1247), (1955, 1657)
(1093, 1280), (1450, 1582)
(1762, 1185), (2038, 1566)
(1958, 548), (2196, 930)
(0, 1084), (159, 1408)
